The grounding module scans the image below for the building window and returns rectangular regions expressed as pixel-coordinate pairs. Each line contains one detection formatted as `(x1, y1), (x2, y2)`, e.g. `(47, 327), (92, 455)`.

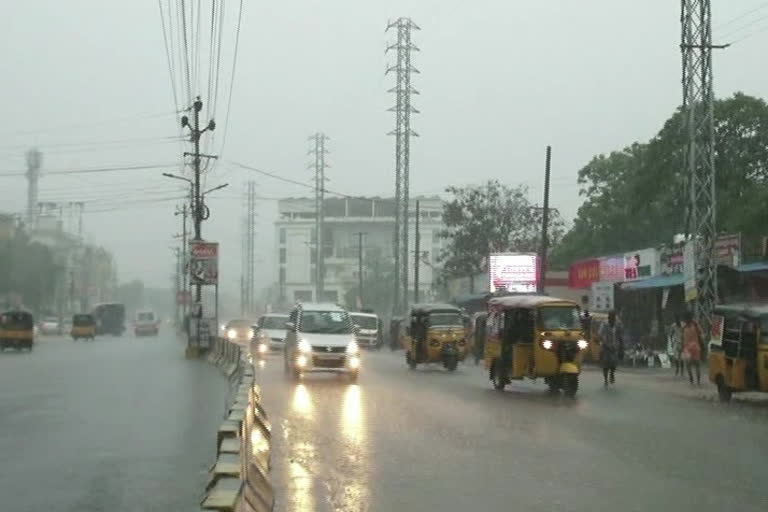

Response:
(295, 290), (313, 302)
(279, 248), (286, 264)
(310, 248), (317, 264)
(433, 230), (441, 244)
(311, 228), (317, 244)
(279, 228), (286, 244)
(279, 267), (286, 284)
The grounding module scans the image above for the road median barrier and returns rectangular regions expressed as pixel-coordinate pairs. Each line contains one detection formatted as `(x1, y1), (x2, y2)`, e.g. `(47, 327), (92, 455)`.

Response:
(201, 337), (275, 512)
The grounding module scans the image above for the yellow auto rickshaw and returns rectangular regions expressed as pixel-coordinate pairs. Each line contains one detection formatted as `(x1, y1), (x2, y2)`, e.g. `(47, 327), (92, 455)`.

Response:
(0, 310), (35, 351)
(71, 313), (96, 340)
(484, 295), (588, 397)
(401, 304), (468, 371)
(708, 304), (768, 401)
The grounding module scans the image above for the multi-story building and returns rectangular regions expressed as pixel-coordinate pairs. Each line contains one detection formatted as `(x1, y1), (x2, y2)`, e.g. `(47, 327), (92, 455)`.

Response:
(274, 196), (445, 308)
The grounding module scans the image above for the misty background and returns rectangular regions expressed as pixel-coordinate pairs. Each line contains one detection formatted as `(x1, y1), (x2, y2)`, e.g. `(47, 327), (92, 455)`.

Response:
(1, 0), (766, 300)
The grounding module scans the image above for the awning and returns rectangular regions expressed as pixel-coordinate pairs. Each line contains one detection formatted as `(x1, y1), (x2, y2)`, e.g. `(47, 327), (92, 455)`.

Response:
(621, 273), (684, 290)
(736, 262), (768, 273)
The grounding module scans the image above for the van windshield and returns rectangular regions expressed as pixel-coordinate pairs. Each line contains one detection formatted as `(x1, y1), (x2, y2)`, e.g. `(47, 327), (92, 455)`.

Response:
(539, 306), (581, 330)
(137, 313), (155, 322)
(300, 311), (353, 334)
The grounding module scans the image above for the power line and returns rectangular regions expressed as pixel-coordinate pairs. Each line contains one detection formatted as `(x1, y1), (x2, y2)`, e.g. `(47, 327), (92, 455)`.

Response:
(180, 0), (194, 104)
(215, 0), (244, 161)
(719, 12), (768, 40)
(158, 0), (181, 114)
(0, 163), (174, 178)
(715, 2), (768, 31)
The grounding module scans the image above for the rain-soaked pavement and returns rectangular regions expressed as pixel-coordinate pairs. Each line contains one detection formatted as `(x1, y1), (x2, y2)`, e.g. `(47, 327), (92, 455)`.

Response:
(0, 331), (228, 512)
(256, 349), (768, 512)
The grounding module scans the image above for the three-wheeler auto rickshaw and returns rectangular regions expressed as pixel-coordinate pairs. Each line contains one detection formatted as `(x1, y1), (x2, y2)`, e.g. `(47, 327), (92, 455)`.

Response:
(0, 310), (35, 351)
(484, 295), (588, 397)
(71, 313), (96, 340)
(401, 304), (468, 371)
(708, 303), (768, 401)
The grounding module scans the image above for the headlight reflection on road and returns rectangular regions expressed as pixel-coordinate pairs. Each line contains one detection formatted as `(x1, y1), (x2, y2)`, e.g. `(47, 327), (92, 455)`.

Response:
(292, 384), (313, 417)
(289, 458), (315, 512)
(342, 384), (365, 444)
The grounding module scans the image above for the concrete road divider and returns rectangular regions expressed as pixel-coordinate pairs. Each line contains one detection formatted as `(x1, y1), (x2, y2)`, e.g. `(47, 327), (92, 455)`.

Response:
(201, 337), (275, 512)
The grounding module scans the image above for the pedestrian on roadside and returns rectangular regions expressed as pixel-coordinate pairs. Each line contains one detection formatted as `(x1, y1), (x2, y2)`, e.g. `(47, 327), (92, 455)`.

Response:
(681, 311), (703, 386)
(668, 314), (684, 376)
(599, 311), (620, 387)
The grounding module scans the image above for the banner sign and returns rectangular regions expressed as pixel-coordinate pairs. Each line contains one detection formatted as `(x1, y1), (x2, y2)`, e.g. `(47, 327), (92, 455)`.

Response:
(189, 241), (219, 285)
(624, 248), (658, 281)
(599, 256), (626, 282)
(569, 259), (600, 289)
(683, 241), (697, 302)
(489, 253), (538, 293)
(660, 244), (685, 275)
(589, 281), (614, 312)
(714, 233), (741, 267)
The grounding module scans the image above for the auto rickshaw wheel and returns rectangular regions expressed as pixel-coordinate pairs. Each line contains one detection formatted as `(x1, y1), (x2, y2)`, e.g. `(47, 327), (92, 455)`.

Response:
(716, 375), (732, 402)
(444, 357), (458, 371)
(491, 360), (507, 390)
(563, 374), (578, 398)
(406, 351), (417, 370)
(546, 376), (561, 394)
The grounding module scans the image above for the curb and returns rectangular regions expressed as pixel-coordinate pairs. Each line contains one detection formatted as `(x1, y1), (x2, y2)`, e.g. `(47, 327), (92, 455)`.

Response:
(200, 337), (275, 511)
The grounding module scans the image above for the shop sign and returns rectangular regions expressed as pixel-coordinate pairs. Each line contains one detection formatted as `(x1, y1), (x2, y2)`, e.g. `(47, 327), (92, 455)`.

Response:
(624, 248), (659, 281)
(569, 259), (600, 289)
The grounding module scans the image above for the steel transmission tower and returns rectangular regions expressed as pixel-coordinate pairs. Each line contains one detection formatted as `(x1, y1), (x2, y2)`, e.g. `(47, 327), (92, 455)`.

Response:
(681, 0), (722, 332)
(309, 133), (329, 302)
(386, 17), (420, 314)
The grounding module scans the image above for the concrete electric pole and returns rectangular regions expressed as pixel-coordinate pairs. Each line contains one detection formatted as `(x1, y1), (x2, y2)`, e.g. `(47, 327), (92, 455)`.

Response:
(25, 148), (42, 229)
(386, 17), (420, 314)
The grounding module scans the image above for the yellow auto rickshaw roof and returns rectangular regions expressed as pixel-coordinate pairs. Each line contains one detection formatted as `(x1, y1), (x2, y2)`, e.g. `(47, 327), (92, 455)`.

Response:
(488, 294), (578, 310)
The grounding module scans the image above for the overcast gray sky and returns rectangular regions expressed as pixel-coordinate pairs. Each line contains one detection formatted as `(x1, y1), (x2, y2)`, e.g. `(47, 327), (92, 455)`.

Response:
(1, 0), (767, 297)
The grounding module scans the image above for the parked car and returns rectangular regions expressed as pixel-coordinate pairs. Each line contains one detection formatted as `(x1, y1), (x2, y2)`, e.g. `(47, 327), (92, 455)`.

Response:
(39, 317), (60, 335)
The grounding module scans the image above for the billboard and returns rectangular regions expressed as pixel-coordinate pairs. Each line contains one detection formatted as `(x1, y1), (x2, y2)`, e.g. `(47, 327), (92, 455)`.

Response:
(624, 248), (659, 281)
(489, 253), (538, 293)
(660, 244), (685, 275)
(569, 259), (600, 289)
(189, 241), (219, 285)
(589, 281), (614, 312)
(714, 233), (741, 267)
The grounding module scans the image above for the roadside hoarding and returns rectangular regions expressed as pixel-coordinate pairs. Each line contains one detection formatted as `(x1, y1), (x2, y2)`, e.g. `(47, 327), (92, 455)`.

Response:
(660, 244), (685, 275)
(623, 248), (659, 281)
(569, 259), (600, 289)
(589, 281), (614, 312)
(683, 240), (697, 302)
(189, 241), (219, 285)
(489, 253), (538, 293)
(599, 256), (625, 282)
(714, 233), (741, 267)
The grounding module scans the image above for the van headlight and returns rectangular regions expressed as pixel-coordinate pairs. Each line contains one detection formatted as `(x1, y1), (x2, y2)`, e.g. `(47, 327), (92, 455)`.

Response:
(577, 339), (588, 350)
(298, 339), (312, 353)
(347, 340), (359, 355)
(227, 329), (237, 339)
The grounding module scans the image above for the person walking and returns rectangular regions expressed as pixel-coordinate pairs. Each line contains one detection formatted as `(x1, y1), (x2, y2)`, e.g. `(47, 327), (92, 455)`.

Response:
(668, 315), (684, 376)
(682, 311), (703, 386)
(599, 311), (620, 387)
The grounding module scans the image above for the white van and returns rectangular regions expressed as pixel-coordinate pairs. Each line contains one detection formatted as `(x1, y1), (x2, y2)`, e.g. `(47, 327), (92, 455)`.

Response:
(134, 310), (159, 337)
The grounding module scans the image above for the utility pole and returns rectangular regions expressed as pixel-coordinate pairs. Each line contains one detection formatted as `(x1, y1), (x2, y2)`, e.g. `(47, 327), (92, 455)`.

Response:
(25, 148), (42, 229)
(386, 17), (420, 314)
(241, 181), (256, 315)
(309, 133), (329, 302)
(413, 199), (420, 304)
(539, 146), (552, 295)
(355, 232), (366, 308)
(681, 0), (725, 334)
(174, 204), (189, 320)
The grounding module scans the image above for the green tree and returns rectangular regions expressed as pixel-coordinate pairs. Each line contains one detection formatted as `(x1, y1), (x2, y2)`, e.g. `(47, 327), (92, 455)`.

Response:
(438, 180), (565, 284)
(343, 247), (396, 314)
(551, 92), (768, 267)
(0, 229), (60, 313)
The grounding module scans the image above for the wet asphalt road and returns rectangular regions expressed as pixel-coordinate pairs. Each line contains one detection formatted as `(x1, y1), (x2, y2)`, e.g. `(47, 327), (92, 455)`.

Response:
(256, 349), (768, 512)
(0, 331), (228, 512)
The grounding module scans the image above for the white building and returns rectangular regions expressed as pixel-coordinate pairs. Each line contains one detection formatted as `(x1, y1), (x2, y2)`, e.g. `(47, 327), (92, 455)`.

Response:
(275, 196), (445, 307)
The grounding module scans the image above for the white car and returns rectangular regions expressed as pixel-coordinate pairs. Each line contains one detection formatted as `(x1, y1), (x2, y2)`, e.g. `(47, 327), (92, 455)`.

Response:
(39, 317), (60, 335)
(251, 313), (289, 357)
(284, 303), (360, 382)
